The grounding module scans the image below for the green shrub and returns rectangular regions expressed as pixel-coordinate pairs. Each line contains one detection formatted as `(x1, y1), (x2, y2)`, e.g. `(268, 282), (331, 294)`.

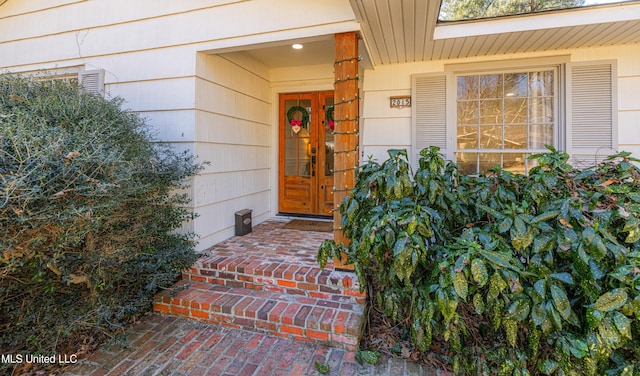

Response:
(0, 75), (201, 357)
(319, 146), (640, 375)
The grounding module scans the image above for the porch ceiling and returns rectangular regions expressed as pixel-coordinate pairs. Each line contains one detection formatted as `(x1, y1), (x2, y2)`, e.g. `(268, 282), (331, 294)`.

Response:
(233, 36), (373, 71)
(244, 38), (335, 68)
(349, 0), (640, 65)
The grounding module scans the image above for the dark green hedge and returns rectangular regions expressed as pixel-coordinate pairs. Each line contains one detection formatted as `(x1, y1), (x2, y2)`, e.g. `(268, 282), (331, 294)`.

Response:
(320, 146), (640, 375)
(0, 76), (200, 357)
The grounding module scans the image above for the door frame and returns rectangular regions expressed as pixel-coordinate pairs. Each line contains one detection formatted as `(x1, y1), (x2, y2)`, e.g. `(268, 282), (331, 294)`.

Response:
(277, 90), (334, 217)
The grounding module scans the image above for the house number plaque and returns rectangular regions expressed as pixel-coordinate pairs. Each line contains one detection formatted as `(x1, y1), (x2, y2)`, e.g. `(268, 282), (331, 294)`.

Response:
(390, 96), (411, 109)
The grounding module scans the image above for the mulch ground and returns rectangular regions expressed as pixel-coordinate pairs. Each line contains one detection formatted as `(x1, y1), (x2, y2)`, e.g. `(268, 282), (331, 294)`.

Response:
(358, 291), (502, 374)
(360, 303), (453, 372)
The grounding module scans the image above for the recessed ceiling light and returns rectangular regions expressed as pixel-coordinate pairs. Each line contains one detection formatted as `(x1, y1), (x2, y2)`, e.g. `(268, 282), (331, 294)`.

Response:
(292, 44), (303, 50)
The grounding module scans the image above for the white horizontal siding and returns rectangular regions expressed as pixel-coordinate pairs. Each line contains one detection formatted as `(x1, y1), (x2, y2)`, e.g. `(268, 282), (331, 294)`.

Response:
(361, 145), (410, 164)
(362, 118), (411, 145)
(616, 145), (640, 158)
(193, 191), (271, 250)
(109, 78), (195, 112)
(0, 0), (361, 252)
(195, 111), (270, 146)
(196, 143), (270, 174)
(618, 76), (640, 111)
(138, 110), (196, 143)
(360, 88), (413, 161)
(192, 51), (273, 251)
(195, 79), (270, 125)
(213, 53), (270, 84)
(361, 61), (443, 91)
(193, 170), (270, 207)
(93, 47), (197, 83)
(618, 112), (640, 144)
(270, 65), (334, 88)
(0, 0), (84, 18)
(1, 0), (358, 68)
(361, 89), (412, 118)
(360, 44), (640, 164)
(1, 46), (196, 92)
(197, 53), (270, 100)
(0, 1), (241, 40)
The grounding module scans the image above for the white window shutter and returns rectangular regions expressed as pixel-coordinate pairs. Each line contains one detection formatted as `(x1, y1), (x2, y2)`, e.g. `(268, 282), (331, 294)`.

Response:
(78, 69), (105, 96)
(566, 61), (617, 168)
(412, 74), (448, 167)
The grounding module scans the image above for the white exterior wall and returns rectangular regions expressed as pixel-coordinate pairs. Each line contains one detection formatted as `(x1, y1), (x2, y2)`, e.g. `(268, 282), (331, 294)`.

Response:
(360, 45), (640, 164)
(0, 0), (359, 251)
(194, 52), (272, 249)
(6, 1), (637, 251)
(0, 0), (359, 68)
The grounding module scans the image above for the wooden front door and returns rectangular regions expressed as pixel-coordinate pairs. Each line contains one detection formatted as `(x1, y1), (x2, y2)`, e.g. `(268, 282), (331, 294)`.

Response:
(278, 91), (335, 216)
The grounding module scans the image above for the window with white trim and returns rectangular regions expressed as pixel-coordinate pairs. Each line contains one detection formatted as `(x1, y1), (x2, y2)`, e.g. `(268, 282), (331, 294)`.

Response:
(24, 67), (104, 97)
(455, 69), (557, 174)
(412, 60), (617, 174)
(39, 73), (79, 86)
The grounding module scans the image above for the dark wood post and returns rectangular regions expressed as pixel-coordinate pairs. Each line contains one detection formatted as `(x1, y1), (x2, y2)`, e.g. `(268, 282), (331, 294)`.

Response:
(333, 32), (359, 270)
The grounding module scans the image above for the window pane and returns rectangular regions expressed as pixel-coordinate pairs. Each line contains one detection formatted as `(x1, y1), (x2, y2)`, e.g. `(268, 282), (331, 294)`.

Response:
(439, 1), (635, 22)
(526, 154), (540, 172)
(456, 152), (477, 175)
(457, 101), (479, 124)
(480, 99), (502, 124)
(529, 71), (554, 97)
(454, 69), (555, 175)
(504, 125), (527, 149)
(529, 124), (554, 149)
(284, 99), (311, 177)
(504, 98), (527, 124)
(479, 74), (503, 99)
(458, 76), (478, 100)
(457, 125), (479, 149)
(479, 153), (501, 173)
(284, 137), (297, 176)
(504, 73), (528, 98)
(480, 125), (502, 149)
(503, 153), (526, 174)
(298, 138), (311, 176)
(529, 98), (554, 123)
(324, 97), (335, 177)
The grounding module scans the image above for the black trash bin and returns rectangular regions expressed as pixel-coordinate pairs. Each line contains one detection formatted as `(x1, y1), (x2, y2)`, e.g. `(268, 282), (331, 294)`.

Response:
(235, 209), (252, 236)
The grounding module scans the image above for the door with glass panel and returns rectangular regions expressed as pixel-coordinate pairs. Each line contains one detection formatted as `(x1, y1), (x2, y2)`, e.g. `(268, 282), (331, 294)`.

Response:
(278, 91), (334, 216)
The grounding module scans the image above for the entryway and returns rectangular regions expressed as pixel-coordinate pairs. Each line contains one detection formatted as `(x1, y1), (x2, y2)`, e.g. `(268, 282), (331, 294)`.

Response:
(278, 91), (335, 216)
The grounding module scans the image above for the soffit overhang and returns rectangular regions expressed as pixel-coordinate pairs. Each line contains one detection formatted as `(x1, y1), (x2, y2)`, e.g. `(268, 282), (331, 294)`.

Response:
(350, 0), (640, 66)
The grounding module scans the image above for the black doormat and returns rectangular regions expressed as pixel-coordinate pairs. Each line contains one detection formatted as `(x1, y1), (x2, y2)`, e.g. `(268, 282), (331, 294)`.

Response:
(282, 220), (333, 232)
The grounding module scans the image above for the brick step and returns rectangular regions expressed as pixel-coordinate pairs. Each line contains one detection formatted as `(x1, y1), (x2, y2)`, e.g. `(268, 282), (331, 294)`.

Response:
(153, 280), (363, 350)
(181, 255), (365, 305)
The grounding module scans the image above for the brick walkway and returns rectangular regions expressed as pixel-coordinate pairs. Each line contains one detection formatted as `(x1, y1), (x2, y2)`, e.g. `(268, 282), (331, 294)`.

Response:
(64, 314), (446, 376)
(63, 219), (451, 375)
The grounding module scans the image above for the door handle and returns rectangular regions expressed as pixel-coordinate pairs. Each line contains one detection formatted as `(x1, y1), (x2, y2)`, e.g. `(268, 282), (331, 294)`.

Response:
(311, 156), (316, 176)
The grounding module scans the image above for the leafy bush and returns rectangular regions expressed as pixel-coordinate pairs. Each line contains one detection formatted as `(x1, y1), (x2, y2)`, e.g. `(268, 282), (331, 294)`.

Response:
(319, 146), (640, 375)
(0, 75), (201, 356)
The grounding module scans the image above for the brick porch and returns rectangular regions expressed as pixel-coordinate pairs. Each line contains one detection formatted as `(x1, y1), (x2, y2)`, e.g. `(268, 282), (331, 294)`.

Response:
(153, 220), (365, 351)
